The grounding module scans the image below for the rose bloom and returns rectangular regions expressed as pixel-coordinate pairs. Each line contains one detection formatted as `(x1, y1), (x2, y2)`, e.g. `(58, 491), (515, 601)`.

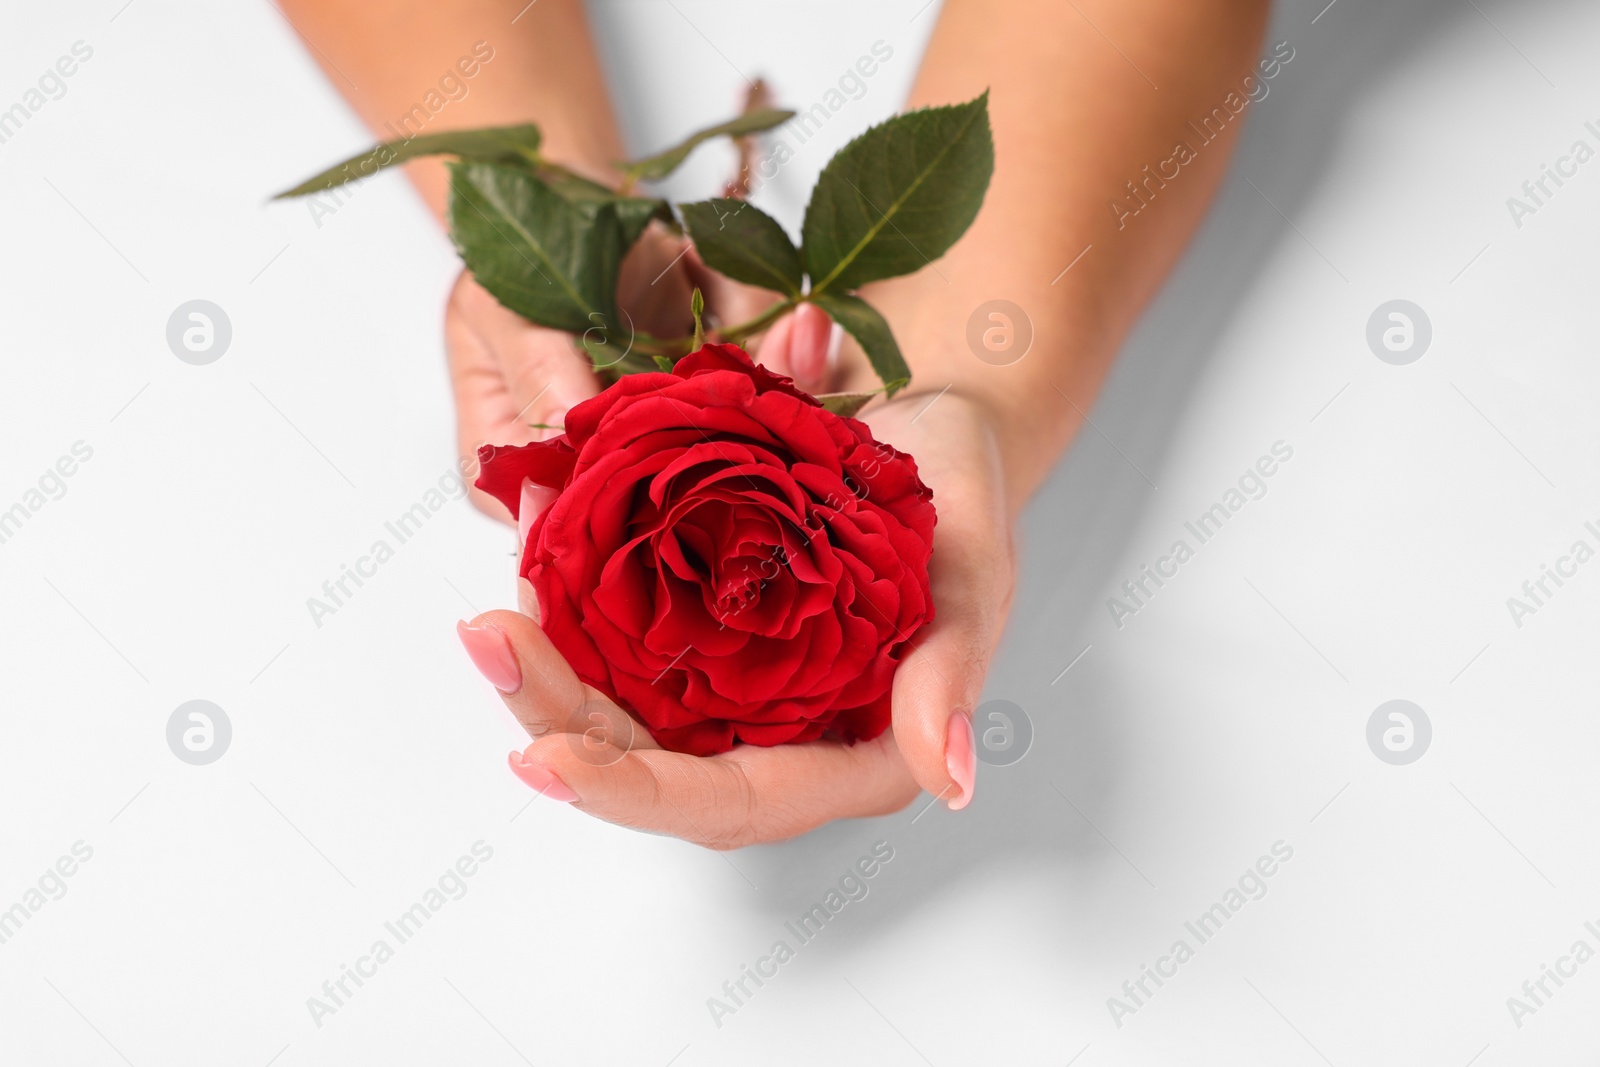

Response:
(475, 344), (936, 756)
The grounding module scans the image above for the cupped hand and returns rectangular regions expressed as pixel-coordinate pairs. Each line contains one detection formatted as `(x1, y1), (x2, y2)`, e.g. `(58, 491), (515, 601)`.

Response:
(448, 230), (838, 521)
(457, 386), (1016, 848)
(446, 223), (687, 517)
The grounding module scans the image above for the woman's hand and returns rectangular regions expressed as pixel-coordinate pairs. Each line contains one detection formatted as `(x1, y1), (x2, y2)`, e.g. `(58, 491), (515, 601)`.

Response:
(447, 224), (690, 517)
(457, 385), (1016, 848)
(449, 230), (838, 521)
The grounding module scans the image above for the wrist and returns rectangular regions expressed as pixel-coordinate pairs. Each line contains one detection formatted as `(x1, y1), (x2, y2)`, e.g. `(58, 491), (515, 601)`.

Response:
(858, 274), (1114, 506)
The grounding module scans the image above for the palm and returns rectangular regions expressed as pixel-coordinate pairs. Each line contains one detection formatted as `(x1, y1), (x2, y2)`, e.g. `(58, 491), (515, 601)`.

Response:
(485, 387), (1013, 847)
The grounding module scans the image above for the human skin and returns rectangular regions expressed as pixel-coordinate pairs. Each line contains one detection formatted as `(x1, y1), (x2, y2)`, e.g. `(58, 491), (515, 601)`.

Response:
(283, 0), (1270, 846)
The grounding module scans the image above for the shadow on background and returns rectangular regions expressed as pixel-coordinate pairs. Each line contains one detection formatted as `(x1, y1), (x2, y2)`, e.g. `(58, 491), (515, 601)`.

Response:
(733, 0), (1480, 925)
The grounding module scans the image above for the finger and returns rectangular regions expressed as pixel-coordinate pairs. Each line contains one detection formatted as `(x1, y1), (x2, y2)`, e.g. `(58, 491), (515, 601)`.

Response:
(750, 305), (837, 394)
(516, 731), (919, 848)
(755, 311), (796, 377)
(446, 286), (524, 521)
(451, 272), (598, 440)
(785, 302), (836, 391)
(516, 576), (539, 623)
(457, 608), (662, 753)
(889, 472), (1014, 812)
(513, 493), (556, 628)
(465, 609), (921, 845)
(517, 479), (558, 555)
(617, 226), (695, 338)
(492, 327), (598, 442)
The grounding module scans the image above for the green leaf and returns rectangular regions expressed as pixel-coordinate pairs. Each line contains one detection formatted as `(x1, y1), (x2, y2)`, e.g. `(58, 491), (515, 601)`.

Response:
(809, 292), (909, 397)
(448, 161), (627, 336)
(622, 108), (795, 183)
(579, 330), (654, 378)
(599, 193), (672, 250)
(535, 165), (672, 249)
(274, 125), (543, 199)
(680, 199), (803, 297)
(802, 93), (993, 295)
(816, 390), (893, 418)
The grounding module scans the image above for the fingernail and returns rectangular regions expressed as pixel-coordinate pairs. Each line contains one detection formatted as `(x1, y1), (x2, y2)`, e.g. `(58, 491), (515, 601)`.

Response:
(760, 315), (794, 375)
(508, 748), (579, 802)
(518, 478), (538, 548)
(792, 304), (830, 384)
(517, 479), (559, 560)
(945, 711), (976, 810)
(456, 620), (521, 693)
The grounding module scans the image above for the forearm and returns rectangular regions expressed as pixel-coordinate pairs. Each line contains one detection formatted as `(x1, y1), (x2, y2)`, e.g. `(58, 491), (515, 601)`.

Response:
(279, 0), (622, 223)
(863, 0), (1272, 512)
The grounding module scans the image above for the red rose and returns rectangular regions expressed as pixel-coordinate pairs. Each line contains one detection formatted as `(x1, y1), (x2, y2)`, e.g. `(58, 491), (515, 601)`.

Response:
(475, 343), (936, 756)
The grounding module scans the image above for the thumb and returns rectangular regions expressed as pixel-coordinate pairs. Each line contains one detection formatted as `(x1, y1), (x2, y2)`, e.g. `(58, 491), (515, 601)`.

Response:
(889, 604), (992, 812)
(755, 303), (836, 393)
(888, 467), (1014, 811)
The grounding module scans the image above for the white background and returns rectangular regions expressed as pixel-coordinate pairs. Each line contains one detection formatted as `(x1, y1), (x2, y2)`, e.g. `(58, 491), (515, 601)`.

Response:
(2, 0), (1599, 1063)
